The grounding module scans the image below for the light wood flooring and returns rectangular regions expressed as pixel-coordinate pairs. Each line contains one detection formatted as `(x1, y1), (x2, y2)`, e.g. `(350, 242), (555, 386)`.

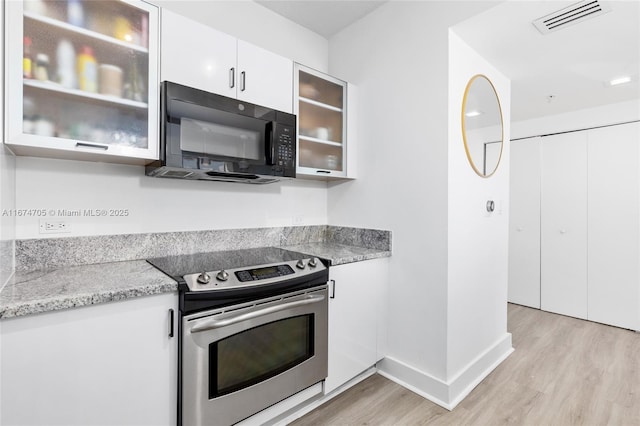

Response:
(291, 304), (640, 425)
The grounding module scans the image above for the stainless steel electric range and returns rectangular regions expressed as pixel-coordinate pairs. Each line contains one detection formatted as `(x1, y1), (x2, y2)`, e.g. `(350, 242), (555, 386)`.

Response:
(147, 247), (329, 426)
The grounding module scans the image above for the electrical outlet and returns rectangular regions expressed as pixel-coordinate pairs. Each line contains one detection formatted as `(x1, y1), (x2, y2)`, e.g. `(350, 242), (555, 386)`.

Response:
(39, 220), (71, 234)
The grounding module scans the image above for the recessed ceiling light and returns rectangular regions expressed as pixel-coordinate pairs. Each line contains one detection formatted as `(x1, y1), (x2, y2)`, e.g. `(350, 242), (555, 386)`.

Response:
(609, 76), (632, 86)
(465, 110), (483, 117)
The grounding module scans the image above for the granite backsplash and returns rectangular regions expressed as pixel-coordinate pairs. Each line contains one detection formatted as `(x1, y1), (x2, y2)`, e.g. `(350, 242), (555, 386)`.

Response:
(15, 225), (391, 272)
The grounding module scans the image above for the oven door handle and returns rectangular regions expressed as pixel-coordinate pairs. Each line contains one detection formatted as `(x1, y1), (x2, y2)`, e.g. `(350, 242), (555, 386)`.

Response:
(190, 294), (325, 333)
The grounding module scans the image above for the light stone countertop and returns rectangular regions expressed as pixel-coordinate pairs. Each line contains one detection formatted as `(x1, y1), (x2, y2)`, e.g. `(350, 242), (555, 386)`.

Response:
(282, 242), (391, 266)
(0, 243), (391, 320)
(0, 260), (178, 319)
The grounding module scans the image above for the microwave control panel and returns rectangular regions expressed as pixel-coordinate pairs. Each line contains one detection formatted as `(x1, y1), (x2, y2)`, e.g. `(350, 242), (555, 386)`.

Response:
(275, 125), (295, 169)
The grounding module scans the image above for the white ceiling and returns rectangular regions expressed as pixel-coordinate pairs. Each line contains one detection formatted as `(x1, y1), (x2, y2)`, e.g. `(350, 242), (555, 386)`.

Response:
(255, 0), (386, 39)
(257, 0), (640, 122)
(454, 0), (640, 122)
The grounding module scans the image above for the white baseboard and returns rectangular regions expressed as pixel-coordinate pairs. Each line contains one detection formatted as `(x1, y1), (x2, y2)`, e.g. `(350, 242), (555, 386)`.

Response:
(270, 368), (377, 426)
(250, 334), (513, 424)
(377, 332), (513, 410)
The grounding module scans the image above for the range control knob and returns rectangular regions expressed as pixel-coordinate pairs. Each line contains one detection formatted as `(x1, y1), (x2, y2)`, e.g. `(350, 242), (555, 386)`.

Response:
(216, 270), (230, 281)
(296, 259), (306, 269)
(308, 258), (318, 268)
(196, 272), (211, 284)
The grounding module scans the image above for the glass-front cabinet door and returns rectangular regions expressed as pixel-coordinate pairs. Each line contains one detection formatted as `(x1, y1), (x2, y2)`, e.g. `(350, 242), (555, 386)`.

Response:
(5, 0), (159, 163)
(295, 64), (348, 178)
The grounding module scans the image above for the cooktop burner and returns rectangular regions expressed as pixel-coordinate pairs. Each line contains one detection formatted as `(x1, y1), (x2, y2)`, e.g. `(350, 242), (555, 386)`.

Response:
(147, 247), (324, 291)
(149, 247), (329, 313)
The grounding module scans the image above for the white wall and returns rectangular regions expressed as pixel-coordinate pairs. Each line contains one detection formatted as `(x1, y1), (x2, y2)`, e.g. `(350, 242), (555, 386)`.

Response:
(0, 0), (13, 286)
(327, 1), (507, 407)
(512, 99), (640, 139)
(446, 30), (511, 402)
(0, 150), (13, 285)
(14, 1), (330, 239)
(0, 0), (8, 419)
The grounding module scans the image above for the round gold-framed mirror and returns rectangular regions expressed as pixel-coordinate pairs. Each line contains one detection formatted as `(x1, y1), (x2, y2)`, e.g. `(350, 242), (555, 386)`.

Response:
(461, 74), (504, 177)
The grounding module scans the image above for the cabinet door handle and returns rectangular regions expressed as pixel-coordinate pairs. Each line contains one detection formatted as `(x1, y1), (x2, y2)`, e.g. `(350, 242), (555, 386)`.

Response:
(330, 279), (336, 299)
(168, 309), (175, 338)
(229, 67), (235, 88)
(75, 142), (108, 151)
(316, 170), (331, 174)
(240, 71), (246, 92)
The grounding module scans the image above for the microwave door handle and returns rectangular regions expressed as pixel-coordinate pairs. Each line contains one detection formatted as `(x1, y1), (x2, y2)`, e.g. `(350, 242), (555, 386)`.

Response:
(265, 121), (276, 165)
(190, 294), (325, 333)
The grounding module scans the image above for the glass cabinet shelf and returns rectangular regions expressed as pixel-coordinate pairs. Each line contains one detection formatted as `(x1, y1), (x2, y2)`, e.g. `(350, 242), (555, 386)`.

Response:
(298, 135), (342, 147)
(24, 78), (148, 109)
(299, 96), (343, 113)
(24, 11), (149, 53)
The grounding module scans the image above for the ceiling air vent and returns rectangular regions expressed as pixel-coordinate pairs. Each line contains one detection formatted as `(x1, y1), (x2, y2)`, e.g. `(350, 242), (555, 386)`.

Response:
(533, 0), (611, 34)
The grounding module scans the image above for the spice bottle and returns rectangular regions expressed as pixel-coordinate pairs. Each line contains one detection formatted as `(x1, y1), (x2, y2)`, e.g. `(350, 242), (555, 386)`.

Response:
(23, 36), (33, 79)
(77, 45), (97, 92)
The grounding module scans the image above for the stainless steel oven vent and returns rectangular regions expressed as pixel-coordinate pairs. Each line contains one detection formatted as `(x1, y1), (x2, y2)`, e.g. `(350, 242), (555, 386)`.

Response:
(533, 0), (611, 34)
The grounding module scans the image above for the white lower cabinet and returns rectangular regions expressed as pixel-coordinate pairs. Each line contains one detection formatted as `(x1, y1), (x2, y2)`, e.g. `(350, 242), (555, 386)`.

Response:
(0, 293), (178, 426)
(324, 258), (388, 394)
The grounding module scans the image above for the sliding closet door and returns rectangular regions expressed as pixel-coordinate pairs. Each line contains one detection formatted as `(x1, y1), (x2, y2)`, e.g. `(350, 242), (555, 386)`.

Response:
(540, 132), (588, 319)
(509, 138), (541, 308)
(587, 122), (640, 330)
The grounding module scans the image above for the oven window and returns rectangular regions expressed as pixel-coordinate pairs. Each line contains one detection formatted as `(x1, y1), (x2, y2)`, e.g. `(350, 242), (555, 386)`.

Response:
(209, 315), (314, 398)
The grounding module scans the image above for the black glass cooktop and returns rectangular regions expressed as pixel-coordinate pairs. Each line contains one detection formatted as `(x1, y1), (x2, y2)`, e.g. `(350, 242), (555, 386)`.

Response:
(147, 247), (309, 283)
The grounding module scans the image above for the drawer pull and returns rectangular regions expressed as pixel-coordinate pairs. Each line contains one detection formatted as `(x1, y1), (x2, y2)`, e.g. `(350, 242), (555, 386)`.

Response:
(75, 142), (108, 151)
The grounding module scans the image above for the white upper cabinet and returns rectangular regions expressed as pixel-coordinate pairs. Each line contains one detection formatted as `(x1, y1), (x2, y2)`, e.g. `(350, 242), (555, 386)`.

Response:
(236, 40), (293, 113)
(160, 9), (293, 113)
(5, 0), (160, 164)
(160, 9), (235, 98)
(295, 64), (356, 180)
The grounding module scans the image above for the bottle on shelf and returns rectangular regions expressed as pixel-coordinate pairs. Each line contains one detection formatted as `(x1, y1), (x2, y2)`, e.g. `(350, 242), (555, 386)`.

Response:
(77, 45), (97, 92)
(23, 36), (33, 79)
(56, 39), (76, 89)
(34, 53), (50, 81)
(114, 16), (134, 43)
(67, 0), (84, 27)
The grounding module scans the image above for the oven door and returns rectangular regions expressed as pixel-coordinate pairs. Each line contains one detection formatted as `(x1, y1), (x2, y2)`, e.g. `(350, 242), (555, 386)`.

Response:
(181, 285), (328, 426)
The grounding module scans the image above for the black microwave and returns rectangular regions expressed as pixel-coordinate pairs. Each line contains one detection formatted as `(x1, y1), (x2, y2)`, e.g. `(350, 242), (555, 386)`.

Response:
(146, 81), (296, 184)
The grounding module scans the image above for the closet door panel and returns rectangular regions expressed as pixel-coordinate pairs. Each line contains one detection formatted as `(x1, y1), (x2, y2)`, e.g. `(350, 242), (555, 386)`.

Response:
(509, 138), (541, 308)
(588, 122), (640, 330)
(540, 132), (588, 319)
